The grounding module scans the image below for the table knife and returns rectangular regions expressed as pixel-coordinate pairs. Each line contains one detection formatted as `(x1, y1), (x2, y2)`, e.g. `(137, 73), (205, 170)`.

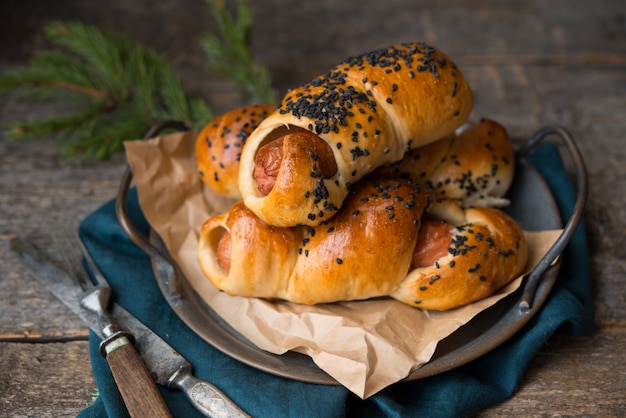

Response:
(12, 236), (250, 418)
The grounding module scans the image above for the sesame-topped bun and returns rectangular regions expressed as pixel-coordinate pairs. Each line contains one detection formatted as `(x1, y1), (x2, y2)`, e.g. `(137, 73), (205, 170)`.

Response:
(392, 198), (528, 310)
(199, 179), (433, 304)
(374, 118), (516, 207)
(197, 179), (527, 310)
(239, 43), (473, 227)
(196, 103), (275, 199)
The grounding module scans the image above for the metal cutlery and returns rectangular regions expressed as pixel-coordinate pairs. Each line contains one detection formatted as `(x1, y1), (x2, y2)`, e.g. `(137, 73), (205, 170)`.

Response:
(11, 235), (250, 418)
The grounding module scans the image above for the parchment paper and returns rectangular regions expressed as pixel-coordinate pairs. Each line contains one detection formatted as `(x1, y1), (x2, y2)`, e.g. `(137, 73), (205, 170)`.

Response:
(124, 130), (561, 398)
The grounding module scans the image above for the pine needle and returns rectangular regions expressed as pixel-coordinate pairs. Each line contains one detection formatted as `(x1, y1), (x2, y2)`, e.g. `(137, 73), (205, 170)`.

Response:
(0, 21), (211, 161)
(202, 0), (278, 104)
(0, 0), (277, 161)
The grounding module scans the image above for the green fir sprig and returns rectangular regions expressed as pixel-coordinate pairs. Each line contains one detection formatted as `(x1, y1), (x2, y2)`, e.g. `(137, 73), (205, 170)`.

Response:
(201, 0), (278, 104)
(1, 21), (213, 160)
(0, 0), (276, 161)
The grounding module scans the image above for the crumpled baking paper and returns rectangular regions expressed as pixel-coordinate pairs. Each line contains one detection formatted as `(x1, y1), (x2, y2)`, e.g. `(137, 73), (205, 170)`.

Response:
(124, 130), (561, 398)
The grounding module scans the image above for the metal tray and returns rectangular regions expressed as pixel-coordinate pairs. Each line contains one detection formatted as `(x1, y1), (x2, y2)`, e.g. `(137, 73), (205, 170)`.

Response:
(115, 123), (587, 385)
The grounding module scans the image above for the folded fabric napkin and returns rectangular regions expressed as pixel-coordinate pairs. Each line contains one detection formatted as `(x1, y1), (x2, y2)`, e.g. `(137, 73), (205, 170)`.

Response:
(78, 143), (594, 418)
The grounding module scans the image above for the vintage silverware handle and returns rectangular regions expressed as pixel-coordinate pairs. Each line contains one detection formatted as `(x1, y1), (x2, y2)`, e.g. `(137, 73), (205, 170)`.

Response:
(168, 365), (251, 418)
(103, 334), (173, 418)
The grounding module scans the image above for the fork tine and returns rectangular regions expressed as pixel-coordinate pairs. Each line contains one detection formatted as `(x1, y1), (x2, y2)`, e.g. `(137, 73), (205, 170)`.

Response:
(76, 235), (110, 288)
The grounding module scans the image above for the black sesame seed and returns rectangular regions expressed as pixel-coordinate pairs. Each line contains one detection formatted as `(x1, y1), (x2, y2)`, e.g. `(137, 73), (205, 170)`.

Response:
(468, 263), (480, 273)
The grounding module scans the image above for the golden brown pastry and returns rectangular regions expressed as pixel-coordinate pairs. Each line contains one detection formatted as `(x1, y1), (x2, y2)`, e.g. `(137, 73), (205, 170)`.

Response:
(198, 179), (528, 310)
(196, 104), (275, 198)
(392, 199), (528, 310)
(238, 42), (473, 227)
(374, 118), (515, 207)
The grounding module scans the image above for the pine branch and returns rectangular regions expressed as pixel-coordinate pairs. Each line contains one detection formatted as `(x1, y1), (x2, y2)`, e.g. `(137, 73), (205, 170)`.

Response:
(8, 100), (109, 139)
(0, 52), (108, 100)
(0, 21), (212, 161)
(0, 1), (277, 161)
(43, 21), (130, 100)
(201, 0), (278, 104)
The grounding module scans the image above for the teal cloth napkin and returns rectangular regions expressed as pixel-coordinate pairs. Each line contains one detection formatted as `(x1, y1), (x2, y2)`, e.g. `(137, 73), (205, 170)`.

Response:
(78, 143), (594, 418)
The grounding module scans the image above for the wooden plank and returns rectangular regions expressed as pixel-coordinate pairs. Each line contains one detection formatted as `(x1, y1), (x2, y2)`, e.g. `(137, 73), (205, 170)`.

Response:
(478, 327), (626, 416)
(0, 341), (96, 418)
(0, 141), (124, 339)
(2, 328), (625, 416)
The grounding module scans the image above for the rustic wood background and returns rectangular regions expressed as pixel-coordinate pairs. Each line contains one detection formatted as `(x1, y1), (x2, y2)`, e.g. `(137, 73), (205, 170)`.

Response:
(1, 0), (625, 416)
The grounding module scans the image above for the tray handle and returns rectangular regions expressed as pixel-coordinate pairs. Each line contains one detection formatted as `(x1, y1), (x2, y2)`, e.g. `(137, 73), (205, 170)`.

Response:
(517, 126), (588, 311)
(115, 121), (189, 298)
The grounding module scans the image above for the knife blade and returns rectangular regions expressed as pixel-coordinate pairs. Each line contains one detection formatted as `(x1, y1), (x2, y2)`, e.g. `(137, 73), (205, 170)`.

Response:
(12, 237), (250, 418)
(13, 237), (173, 418)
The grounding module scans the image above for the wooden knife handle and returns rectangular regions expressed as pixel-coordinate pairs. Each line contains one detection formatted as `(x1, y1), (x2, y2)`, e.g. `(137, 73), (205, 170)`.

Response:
(103, 334), (172, 418)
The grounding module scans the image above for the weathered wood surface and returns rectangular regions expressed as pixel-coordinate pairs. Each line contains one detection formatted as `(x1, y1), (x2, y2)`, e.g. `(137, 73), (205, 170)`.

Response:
(0, 342), (95, 417)
(2, 329), (626, 417)
(1, 0), (625, 416)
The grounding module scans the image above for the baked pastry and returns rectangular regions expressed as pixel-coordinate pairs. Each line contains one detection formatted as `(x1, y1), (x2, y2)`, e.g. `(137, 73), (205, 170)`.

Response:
(394, 198), (528, 310)
(374, 118), (515, 207)
(198, 179), (528, 310)
(238, 42), (473, 227)
(196, 103), (275, 198)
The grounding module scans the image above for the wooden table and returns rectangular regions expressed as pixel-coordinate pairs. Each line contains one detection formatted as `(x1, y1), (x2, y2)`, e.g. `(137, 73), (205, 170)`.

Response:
(1, 0), (625, 416)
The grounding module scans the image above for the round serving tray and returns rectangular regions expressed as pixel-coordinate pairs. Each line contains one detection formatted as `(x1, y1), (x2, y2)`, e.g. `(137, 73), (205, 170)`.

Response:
(115, 124), (587, 385)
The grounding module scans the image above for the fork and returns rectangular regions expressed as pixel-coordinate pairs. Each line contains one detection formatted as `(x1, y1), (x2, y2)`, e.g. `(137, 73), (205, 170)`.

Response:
(58, 233), (173, 418)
